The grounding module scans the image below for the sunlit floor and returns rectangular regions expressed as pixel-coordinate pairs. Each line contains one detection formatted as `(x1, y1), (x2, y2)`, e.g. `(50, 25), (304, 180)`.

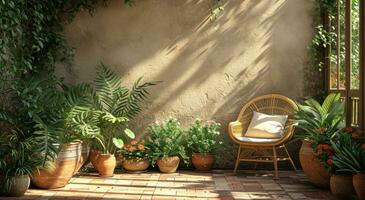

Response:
(4, 170), (336, 200)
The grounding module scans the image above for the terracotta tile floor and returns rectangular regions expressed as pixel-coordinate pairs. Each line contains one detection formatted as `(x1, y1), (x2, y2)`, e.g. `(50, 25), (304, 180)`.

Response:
(4, 170), (336, 200)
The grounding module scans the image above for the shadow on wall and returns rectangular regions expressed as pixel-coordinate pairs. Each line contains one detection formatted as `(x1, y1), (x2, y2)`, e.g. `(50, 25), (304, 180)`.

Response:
(61, 0), (313, 168)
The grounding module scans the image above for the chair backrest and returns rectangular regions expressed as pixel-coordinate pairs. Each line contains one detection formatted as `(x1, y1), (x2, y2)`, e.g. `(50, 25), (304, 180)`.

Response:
(236, 94), (298, 137)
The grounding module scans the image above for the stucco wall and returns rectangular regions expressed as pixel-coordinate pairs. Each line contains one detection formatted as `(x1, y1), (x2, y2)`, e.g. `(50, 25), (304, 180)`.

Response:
(59, 0), (314, 168)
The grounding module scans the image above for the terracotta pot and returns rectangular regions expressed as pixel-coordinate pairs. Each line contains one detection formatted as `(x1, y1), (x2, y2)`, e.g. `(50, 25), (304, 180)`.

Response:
(191, 153), (215, 171)
(73, 141), (90, 175)
(330, 174), (355, 199)
(96, 154), (116, 177)
(90, 150), (100, 172)
(353, 174), (365, 200)
(122, 159), (149, 172)
(3, 175), (30, 197)
(157, 156), (180, 173)
(299, 140), (330, 188)
(32, 141), (82, 189)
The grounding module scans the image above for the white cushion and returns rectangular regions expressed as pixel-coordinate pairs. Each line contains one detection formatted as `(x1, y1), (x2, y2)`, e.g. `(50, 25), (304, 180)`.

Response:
(244, 111), (288, 139)
(234, 136), (281, 143)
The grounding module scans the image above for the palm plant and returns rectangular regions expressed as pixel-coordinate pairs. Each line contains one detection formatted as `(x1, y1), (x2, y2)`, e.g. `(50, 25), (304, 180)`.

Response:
(295, 93), (345, 146)
(90, 63), (157, 154)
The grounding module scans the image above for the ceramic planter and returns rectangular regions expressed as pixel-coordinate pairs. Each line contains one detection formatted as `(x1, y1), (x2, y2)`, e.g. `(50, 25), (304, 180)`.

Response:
(122, 159), (149, 172)
(157, 156), (180, 173)
(353, 174), (365, 200)
(330, 174), (355, 199)
(96, 154), (116, 177)
(32, 141), (82, 189)
(299, 140), (330, 188)
(191, 153), (215, 171)
(3, 175), (30, 197)
(74, 142), (90, 175)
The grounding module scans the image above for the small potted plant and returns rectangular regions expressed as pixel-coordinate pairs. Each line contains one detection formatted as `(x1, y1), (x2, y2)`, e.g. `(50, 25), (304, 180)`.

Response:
(295, 93), (345, 188)
(0, 131), (40, 197)
(331, 128), (365, 200)
(118, 140), (150, 173)
(326, 128), (360, 199)
(186, 119), (223, 171)
(145, 118), (187, 173)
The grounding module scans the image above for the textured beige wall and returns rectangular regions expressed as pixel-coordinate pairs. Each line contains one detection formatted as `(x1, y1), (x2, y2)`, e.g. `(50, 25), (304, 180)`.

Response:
(59, 0), (314, 167)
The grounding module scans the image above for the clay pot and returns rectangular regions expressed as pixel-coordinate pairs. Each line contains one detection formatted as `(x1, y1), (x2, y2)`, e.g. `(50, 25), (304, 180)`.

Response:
(157, 156), (180, 173)
(3, 175), (30, 197)
(353, 174), (365, 200)
(330, 174), (355, 199)
(90, 150), (100, 172)
(299, 140), (330, 188)
(191, 153), (215, 171)
(122, 159), (149, 172)
(96, 154), (116, 177)
(32, 141), (82, 189)
(74, 142), (90, 175)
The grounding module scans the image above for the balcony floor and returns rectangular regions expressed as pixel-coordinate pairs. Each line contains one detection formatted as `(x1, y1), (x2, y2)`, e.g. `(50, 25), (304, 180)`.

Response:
(6, 170), (336, 200)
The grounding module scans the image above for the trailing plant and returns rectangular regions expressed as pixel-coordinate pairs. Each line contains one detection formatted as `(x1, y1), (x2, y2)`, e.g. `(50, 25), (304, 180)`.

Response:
(118, 140), (150, 161)
(295, 93), (345, 147)
(145, 118), (188, 164)
(186, 119), (223, 154)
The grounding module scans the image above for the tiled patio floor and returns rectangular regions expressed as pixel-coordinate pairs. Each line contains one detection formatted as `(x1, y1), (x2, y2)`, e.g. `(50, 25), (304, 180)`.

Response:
(6, 170), (336, 200)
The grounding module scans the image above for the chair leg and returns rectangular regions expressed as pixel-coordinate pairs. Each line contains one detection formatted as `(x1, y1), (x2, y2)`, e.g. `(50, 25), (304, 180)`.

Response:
(272, 147), (279, 179)
(283, 145), (297, 171)
(234, 145), (242, 173)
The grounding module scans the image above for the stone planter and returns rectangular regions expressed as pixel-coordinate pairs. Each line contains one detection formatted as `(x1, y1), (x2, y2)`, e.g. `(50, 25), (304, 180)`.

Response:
(191, 153), (215, 171)
(32, 141), (82, 189)
(157, 156), (180, 173)
(122, 159), (149, 172)
(353, 174), (365, 200)
(330, 174), (355, 199)
(299, 140), (330, 188)
(96, 154), (116, 177)
(3, 175), (30, 197)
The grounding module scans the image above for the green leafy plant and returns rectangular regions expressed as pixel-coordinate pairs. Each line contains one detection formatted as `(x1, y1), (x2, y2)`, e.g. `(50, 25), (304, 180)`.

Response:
(90, 63), (157, 155)
(186, 119), (223, 154)
(0, 130), (42, 192)
(295, 93), (345, 147)
(145, 118), (187, 164)
(118, 140), (150, 161)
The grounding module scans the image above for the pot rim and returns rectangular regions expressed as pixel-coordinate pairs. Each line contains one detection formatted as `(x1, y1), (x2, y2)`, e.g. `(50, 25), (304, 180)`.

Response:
(99, 153), (115, 157)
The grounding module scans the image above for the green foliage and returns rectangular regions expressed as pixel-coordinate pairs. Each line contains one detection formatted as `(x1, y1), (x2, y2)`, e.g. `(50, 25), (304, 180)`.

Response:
(0, 130), (42, 192)
(331, 129), (365, 174)
(186, 119), (223, 154)
(295, 93), (345, 146)
(145, 118), (188, 165)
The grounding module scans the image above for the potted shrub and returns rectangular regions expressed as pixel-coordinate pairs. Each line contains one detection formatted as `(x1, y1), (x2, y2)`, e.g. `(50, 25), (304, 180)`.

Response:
(326, 128), (359, 199)
(145, 118), (188, 173)
(118, 140), (150, 173)
(295, 93), (345, 188)
(331, 129), (365, 200)
(0, 131), (41, 197)
(186, 119), (223, 171)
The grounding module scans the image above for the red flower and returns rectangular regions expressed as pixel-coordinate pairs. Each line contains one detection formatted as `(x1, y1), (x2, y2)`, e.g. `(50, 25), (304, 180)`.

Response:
(344, 127), (353, 133)
(327, 149), (334, 157)
(327, 159), (333, 166)
(130, 140), (138, 145)
(322, 144), (330, 150)
(356, 74), (360, 81)
(352, 133), (359, 140)
(117, 154), (123, 160)
(137, 144), (144, 150)
(128, 146), (136, 151)
(362, 144), (365, 149)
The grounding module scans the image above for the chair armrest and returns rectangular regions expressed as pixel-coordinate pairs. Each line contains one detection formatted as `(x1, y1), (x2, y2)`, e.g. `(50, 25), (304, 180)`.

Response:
(228, 121), (244, 138)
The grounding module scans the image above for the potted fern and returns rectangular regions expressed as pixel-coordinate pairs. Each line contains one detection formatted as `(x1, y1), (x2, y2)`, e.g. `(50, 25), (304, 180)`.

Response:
(89, 64), (156, 177)
(145, 118), (188, 173)
(295, 93), (345, 188)
(186, 119), (223, 171)
(331, 130), (365, 200)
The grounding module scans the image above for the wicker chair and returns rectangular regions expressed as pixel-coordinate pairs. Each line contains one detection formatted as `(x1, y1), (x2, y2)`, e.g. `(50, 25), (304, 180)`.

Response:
(228, 94), (298, 179)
